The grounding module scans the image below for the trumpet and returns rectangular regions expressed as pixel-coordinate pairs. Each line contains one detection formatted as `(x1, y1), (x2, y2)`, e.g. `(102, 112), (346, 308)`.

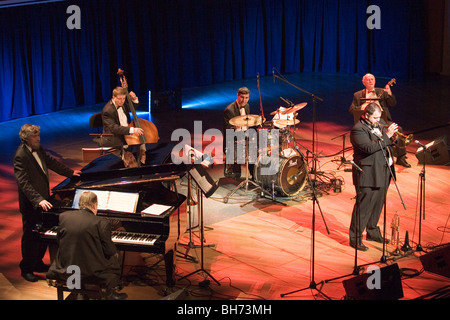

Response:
(390, 213), (401, 255)
(379, 124), (413, 145)
(186, 173), (197, 206)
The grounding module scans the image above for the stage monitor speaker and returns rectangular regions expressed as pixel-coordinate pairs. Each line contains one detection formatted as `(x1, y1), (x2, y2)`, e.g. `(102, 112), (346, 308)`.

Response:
(415, 136), (449, 165)
(420, 245), (450, 279)
(343, 263), (403, 300)
(159, 287), (188, 300)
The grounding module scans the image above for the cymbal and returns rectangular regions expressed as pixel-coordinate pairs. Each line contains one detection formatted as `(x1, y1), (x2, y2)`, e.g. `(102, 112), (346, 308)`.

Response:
(229, 114), (262, 127)
(274, 118), (300, 126)
(281, 102), (307, 115)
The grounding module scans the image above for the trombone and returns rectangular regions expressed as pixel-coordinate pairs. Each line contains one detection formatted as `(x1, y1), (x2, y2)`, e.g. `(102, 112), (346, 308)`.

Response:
(379, 124), (413, 145)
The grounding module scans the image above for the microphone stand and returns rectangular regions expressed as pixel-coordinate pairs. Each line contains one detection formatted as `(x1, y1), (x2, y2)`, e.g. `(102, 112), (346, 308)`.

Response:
(416, 143), (428, 252)
(365, 130), (406, 262)
(331, 131), (350, 170)
(274, 70), (330, 299)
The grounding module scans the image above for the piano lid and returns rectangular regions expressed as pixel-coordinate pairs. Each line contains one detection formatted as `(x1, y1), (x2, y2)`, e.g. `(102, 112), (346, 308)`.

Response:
(53, 153), (188, 193)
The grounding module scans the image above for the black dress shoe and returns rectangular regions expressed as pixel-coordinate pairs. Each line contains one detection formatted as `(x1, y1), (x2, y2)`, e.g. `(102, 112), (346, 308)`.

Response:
(396, 158), (411, 168)
(106, 290), (128, 300)
(22, 272), (38, 282)
(34, 263), (50, 273)
(350, 242), (369, 251)
(366, 235), (390, 244)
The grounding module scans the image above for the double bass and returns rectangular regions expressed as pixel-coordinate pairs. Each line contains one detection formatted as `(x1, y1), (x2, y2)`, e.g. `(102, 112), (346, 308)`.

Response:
(117, 68), (159, 146)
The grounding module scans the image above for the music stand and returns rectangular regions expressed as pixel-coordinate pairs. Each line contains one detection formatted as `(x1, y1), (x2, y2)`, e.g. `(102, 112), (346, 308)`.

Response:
(179, 164), (220, 286)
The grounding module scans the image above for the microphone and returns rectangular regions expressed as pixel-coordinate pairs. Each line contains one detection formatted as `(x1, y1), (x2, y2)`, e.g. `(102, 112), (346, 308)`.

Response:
(272, 68), (275, 84)
(349, 160), (363, 172)
(415, 140), (427, 149)
(280, 97), (293, 106)
(371, 129), (384, 141)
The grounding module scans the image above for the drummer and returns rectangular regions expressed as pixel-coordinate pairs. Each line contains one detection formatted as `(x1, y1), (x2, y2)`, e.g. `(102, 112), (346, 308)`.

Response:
(223, 87), (253, 180)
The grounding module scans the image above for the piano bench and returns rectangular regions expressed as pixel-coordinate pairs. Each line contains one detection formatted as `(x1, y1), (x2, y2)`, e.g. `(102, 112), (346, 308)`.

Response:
(47, 279), (107, 300)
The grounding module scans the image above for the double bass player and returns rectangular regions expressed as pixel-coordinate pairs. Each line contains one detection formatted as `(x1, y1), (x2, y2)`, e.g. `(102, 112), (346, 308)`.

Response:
(100, 86), (147, 165)
(102, 69), (160, 166)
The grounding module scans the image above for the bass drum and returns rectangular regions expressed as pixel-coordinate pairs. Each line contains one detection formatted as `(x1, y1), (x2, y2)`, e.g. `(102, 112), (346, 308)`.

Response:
(254, 150), (308, 197)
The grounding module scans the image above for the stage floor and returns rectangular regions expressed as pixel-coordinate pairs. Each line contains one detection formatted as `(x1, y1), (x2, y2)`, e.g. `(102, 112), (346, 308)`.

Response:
(0, 72), (449, 301)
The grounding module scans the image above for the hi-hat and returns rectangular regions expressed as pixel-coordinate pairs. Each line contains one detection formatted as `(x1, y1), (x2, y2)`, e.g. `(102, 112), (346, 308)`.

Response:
(229, 114), (262, 127)
(274, 118), (300, 126)
(270, 107), (287, 116)
(281, 102), (307, 115)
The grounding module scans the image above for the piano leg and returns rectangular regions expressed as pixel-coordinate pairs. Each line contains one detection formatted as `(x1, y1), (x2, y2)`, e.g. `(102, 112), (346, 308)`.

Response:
(48, 243), (58, 263)
(164, 249), (176, 287)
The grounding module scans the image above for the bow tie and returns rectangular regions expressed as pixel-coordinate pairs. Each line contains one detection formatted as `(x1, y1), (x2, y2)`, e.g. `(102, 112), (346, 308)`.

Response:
(367, 90), (375, 94)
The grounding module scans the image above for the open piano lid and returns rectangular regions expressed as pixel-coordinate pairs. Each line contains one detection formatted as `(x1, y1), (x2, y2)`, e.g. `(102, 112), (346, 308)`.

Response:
(53, 153), (188, 193)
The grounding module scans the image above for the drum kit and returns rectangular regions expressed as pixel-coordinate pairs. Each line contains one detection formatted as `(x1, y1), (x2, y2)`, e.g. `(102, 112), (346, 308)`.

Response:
(224, 101), (309, 203)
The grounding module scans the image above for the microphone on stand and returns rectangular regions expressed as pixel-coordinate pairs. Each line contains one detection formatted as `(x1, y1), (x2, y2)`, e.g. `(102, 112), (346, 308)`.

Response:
(415, 140), (427, 149)
(371, 128), (384, 141)
(272, 68), (275, 84)
(349, 160), (363, 172)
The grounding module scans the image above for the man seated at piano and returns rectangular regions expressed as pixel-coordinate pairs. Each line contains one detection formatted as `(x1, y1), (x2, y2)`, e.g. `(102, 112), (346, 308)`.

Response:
(100, 86), (146, 165)
(46, 191), (127, 300)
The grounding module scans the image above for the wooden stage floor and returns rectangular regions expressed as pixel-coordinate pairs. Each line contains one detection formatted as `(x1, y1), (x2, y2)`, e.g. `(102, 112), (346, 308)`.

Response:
(0, 72), (449, 301)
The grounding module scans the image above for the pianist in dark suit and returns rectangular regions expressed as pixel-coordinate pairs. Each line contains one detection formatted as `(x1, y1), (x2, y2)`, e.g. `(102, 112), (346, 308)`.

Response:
(13, 124), (80, 282)
(46, 191), (127, 300)
(100, 87), (146, 164)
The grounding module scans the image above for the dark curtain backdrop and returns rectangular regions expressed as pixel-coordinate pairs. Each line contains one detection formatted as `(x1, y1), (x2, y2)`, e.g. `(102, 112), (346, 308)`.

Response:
(0, 0), (425, 122)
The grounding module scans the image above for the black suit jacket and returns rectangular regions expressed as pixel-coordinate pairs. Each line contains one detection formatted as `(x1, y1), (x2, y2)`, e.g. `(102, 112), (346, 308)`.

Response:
(223, 101), (250, 131)
(350, 118), (396, 188)
(349, 88), (397, 122)
(14, 144), (74, 215)
(101, 100), (139, 148)
(47, 208), (120, 280)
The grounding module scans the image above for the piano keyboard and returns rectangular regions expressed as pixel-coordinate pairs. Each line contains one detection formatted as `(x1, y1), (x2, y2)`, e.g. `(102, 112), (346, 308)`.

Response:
(43, 227), (160, 246)
(112, 231), (159, 246)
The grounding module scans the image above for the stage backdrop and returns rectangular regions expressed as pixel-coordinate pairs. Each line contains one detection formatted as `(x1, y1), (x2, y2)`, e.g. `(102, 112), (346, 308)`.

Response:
(0, 0), (425, 122)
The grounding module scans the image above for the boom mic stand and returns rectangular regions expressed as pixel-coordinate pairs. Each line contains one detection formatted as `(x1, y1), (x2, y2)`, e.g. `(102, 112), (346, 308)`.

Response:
(377, 135), (407, 262)
(273, 70), (330, 299)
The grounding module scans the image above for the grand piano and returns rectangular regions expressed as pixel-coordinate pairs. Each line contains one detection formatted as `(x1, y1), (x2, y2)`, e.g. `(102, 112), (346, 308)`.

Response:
(35, 151), (188, 287)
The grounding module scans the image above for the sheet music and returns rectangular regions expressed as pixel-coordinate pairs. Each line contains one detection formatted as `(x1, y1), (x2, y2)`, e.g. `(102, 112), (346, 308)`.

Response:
(141, 204), (172, 216)
(189, 168), (212, 194)
(73, 188), (139, 213)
